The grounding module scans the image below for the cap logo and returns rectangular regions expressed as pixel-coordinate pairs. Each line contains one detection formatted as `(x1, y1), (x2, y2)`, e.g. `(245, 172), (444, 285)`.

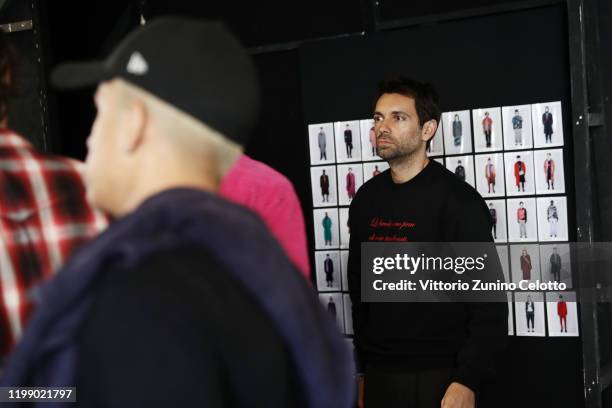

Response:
(126, 52), (148, 75)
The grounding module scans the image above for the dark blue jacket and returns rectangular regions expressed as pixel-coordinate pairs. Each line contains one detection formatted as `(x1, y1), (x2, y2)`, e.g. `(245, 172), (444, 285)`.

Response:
(0, 188), (355, 407)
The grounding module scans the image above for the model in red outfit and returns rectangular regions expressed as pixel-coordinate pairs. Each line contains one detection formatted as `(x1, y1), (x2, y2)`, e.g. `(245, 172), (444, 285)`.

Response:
(514, 156), (526, 192)
(557, 295), (568, 332)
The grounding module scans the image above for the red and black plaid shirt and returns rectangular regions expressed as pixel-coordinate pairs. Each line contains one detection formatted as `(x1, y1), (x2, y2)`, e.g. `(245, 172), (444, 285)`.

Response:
(0, 129), (108, 359)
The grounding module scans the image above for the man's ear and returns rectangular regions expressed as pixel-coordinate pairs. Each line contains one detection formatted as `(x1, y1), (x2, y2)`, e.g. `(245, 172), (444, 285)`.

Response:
(421, 119), (437, 143)
(121, 99), (147, 154)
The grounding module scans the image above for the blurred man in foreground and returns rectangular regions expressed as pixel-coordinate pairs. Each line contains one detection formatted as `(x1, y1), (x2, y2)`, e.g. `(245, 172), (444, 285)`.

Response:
(0, 18), (353, 407)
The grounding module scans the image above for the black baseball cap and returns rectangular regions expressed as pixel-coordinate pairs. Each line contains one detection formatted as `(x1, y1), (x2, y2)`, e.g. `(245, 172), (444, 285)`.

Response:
(51, 17), (260, 146)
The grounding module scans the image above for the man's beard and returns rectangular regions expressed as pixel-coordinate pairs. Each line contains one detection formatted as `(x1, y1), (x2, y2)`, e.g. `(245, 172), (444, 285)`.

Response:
(377, 137), (421, 163)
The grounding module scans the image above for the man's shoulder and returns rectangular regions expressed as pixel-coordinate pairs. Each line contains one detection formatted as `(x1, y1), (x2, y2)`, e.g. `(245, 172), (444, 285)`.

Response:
(82, 244), (301, 403)
(352, 169), (389, 203)
(98, 246), (256, 317)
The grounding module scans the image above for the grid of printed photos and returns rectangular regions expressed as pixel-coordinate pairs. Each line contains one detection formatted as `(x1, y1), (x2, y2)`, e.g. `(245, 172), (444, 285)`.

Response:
(308, 101), (578, 339)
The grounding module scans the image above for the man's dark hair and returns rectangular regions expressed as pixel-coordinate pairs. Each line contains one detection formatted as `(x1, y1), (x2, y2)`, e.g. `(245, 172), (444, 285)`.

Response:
(0, 33), (16, 124)
(376, 77), (441, 149)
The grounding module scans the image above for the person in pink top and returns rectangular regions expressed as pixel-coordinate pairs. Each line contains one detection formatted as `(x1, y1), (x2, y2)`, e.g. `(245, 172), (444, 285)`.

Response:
(219, 154), (310, 279)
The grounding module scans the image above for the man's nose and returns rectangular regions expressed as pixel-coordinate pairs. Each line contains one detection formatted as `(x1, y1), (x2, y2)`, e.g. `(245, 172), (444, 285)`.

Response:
(377, 121), (391, 136)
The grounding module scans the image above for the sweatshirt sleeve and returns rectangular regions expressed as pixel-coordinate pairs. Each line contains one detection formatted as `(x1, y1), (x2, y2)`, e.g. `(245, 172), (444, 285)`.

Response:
(447, 190), (508, 394)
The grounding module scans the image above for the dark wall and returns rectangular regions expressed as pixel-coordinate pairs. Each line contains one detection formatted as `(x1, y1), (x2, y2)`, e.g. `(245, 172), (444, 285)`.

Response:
(376, 0), (561, 21)
(598, 0), (612, 154)
(301, 7), (573, 123)
(144, 0), (366, 47)
(597, 0), (612, 401)
(299, 5), (582, 408)
(0, 0), (48, 150)
(38, 0), (140, 158)
(245, 50), (311, 214)
(38, 0), (366, 161)
(594, 0), (612, 249)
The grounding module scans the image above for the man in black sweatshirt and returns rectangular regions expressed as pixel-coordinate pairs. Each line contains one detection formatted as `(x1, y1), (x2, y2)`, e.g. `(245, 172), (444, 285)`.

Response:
(348, 77), (507, 408)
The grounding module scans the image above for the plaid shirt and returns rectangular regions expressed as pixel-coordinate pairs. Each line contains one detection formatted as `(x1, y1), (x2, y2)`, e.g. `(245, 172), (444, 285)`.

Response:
(0, 129), (108, 359)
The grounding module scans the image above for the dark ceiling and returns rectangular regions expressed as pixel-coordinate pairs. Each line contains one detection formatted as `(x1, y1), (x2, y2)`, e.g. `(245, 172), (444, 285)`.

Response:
(34, 0), (571, 56)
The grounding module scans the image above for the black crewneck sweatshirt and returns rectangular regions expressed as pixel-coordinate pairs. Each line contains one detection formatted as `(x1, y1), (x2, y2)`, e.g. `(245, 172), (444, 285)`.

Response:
(347, 160), (508, 393)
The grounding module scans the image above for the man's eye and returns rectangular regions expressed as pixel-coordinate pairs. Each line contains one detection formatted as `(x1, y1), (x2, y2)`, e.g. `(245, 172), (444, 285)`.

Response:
(373, 116), (382, 122)
(394, 115), (405, 121)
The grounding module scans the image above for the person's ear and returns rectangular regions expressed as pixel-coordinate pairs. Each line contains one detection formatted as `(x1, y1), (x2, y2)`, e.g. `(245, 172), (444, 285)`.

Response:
(421, 119), (437, 143)
(121, 99), (147, 154)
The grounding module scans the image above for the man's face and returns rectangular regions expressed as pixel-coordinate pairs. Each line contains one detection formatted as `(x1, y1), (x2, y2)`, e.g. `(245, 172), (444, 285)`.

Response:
(85, 81), (130, 214)
(545, 107), (549, 113)
(373, 93), (425, 162)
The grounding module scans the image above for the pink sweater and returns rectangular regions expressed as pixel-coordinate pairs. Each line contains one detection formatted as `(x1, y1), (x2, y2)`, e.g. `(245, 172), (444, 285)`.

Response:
(219, 155), (310, 279)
